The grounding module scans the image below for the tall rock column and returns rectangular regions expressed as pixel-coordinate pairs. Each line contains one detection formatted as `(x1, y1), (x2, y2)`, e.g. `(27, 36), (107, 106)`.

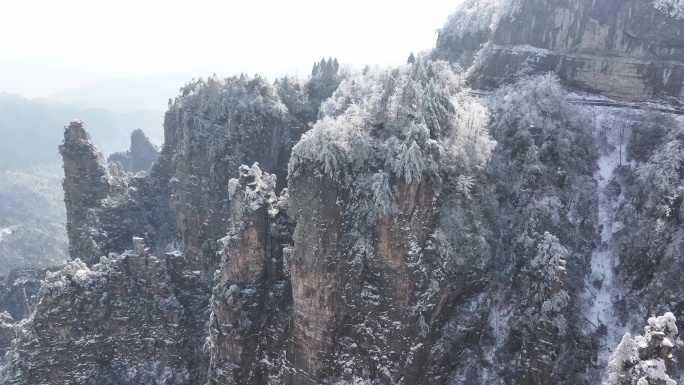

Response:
(286, 167), (445, 384)
(59, 120), (113, 264)
(60, 120), (159, 265)
(208, 164), (293, 385)
(286, 165), (346, 384)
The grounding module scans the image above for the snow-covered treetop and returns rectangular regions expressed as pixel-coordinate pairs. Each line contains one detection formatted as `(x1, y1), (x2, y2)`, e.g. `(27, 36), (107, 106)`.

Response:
(169, 74), (287, 158)
(439, 0), (522, 40)
(653, 0), (684, 19)
(289, 60), (494, 189)
(605, 312), (679, 385)
(530, 232), (567, 282)
(228, 163), (277, 214)
(489, 73), (570, 131)
(40, 258), (111, 297)
(641, 312), (678, 348)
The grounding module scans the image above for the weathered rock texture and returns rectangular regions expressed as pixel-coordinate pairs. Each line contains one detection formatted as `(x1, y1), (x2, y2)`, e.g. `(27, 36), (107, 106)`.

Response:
(3, 71), (336, 384)
(436, 0), (684, 102)
(60, 120), (177, 266)
(605, 312), (679, 385)
(0, 313), (14, 366)
(107, 129), (159, 173)
(0, 268), (55, 367)
(207, 164), (293, 384)
(286, 170), (444, 384)
(0, 242), (202, 384)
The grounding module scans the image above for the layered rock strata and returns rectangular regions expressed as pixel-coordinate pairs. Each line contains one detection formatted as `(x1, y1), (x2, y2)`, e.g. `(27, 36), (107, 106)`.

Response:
(207, 164), (293, 384)
(436, 0), (684, 102)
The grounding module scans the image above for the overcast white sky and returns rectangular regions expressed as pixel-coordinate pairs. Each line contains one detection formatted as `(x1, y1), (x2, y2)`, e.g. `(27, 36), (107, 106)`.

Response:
(0, 0), (462, 98)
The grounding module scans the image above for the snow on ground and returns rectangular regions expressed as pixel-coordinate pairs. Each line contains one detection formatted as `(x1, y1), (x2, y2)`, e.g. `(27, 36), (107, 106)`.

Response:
(0, 226), (16, 243)
(584, 106), (631, 367)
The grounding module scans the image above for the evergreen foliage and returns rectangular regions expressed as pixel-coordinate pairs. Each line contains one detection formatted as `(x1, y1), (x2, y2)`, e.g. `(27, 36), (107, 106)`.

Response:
(654, 0), (684, 19)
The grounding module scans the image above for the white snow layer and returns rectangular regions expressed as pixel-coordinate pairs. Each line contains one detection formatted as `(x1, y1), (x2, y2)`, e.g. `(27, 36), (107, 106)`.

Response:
(584, 107), (631, 367)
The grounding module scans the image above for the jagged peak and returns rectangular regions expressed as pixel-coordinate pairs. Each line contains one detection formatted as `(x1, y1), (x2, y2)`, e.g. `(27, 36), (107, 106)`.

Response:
(64, 119), (90, 140)
(227, 163), (277, 214)
(107, 128), (158, 173)
(605, 313), (680, 385)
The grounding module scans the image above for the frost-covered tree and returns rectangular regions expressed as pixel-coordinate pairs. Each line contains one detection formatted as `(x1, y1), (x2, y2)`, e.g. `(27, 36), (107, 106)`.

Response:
(308, 57), (342, 113)
(436, 0), (522, 45)
(290, 59), (492, 188)
(478, 74), (598, 384)
(421, 79), (456, 139)
(654, 0), (684, 19)
(371, 170), (396, 214)
(527, 232), (569, 332)
(605, 312), (679, 385)
(288, 57), (497, 385)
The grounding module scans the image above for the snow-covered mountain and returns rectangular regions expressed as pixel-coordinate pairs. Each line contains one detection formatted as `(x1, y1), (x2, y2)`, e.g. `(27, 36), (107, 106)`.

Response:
(2, 1), (684, 384)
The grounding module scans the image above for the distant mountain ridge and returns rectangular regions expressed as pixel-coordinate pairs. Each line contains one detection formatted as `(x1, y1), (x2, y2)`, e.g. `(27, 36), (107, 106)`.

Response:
(0, 93), (162, 170)
(44, 65), (250, 115)
(44, 73), (185, 114)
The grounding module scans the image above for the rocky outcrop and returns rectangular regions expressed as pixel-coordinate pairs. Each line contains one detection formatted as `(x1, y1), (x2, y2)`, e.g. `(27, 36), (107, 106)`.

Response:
(33, 74), (320, 384)
(60, 120), (177, 266)
(207, 164), (293, 384)
(0, 239), (203, 384)
(0, 268), (54, 367)
(164, 76), (289, 278)
(436, 0), (684, 102)
(605, 312), (679, 385)
(286, 169), (443, 384)
(60, 120), (114, 264)
(0, 313), (14, 366)
(107, 129), (159, 173)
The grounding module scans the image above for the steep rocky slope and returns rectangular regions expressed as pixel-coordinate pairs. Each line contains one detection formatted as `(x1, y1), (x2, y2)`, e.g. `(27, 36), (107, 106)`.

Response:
(0, 169), (68, 273)
(1, 243), (202, 384)
(436, 0), (684, 102)
(3, 1), (684, 384)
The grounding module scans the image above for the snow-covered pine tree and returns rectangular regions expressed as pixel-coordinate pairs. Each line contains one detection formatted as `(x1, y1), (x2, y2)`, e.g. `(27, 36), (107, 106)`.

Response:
(605, 312), (679, 385)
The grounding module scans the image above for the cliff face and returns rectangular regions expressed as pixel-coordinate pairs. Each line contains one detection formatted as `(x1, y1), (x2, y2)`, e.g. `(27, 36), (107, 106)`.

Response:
(59, 121), (172, 266)
(60, 121), (114, 265)
(0, 242), (204, 384)
(207, 164), (293, 385)
(436, 0), (684, 101)
(286, 170), (441, 384)
(164, 76), (287, 278)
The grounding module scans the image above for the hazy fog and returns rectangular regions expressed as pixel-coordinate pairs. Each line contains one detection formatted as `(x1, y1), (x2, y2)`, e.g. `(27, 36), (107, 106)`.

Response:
(1, 0), (460, 99)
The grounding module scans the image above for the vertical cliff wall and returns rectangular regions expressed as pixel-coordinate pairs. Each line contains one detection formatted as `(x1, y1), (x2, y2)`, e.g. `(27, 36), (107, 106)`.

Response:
(280, 60), (496, 384)
(207, 164), (293, 385)
(436, 0), (684, 102)
(60, 120), (175, 266)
